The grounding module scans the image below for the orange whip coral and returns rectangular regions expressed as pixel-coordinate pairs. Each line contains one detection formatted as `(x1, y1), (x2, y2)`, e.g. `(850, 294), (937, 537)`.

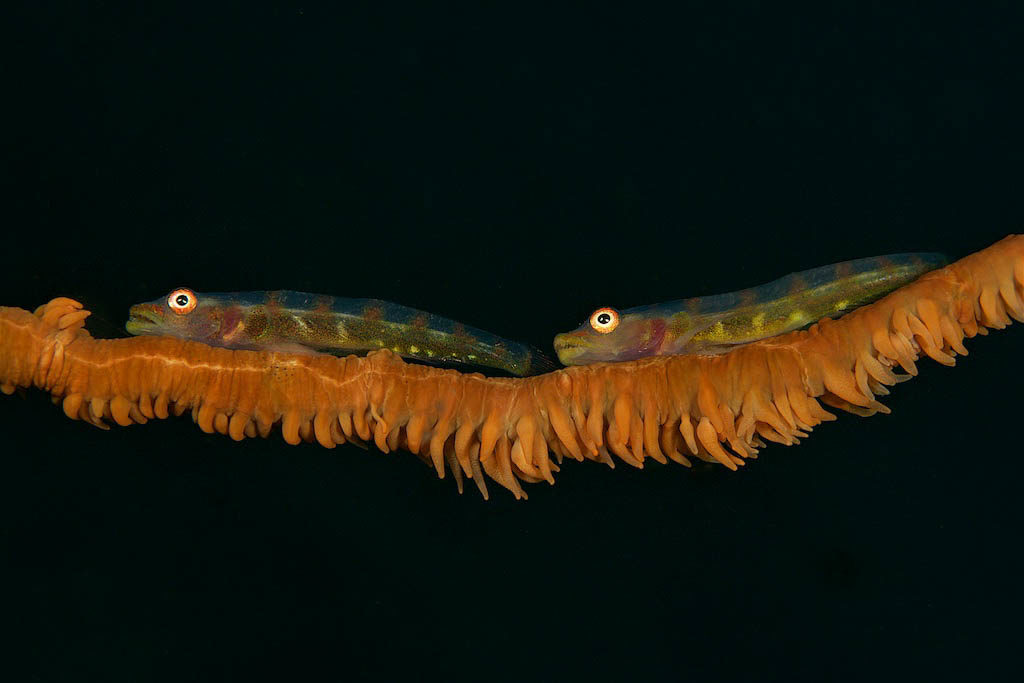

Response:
(2, 236), (1022, 499)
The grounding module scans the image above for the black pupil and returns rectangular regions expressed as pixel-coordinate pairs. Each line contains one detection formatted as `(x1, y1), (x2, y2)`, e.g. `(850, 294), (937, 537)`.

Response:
(597, 313), (611, 325)
(175, 295), (189, 306)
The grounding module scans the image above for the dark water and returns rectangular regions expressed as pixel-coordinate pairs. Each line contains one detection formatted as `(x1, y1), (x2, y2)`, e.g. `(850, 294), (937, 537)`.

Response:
(4, 3), (1022, 680)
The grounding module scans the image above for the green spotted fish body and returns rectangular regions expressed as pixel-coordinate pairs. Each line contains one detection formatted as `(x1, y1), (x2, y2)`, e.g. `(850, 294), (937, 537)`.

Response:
(553, 252), (948, 365)
(127, 289), (556, 376)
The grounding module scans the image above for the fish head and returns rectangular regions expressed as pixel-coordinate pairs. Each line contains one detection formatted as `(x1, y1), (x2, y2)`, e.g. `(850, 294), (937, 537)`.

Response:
(126, 288), (225, 343)
(553, 306), (666, 365)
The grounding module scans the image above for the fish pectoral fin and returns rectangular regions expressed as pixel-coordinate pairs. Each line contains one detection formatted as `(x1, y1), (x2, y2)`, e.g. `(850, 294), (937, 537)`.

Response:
(258, 342), (323, 356)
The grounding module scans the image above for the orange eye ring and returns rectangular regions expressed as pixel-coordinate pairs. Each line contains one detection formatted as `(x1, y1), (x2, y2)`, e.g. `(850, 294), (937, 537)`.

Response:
(589, 307), (620, 334)
(167, 288), (198, 315)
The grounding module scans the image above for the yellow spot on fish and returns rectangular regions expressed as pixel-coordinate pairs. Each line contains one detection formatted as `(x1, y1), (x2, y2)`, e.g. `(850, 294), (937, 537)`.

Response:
(425, 350), (435, 357)
(834, 300), (849, 311)
(751, 313), (765, 332)
(668, 312), (692, 337)
(409, 345), (419, 353)
(788, 310), (806, 324)
(392, 346), (402, 353)
(468, 354), (477, 360)
(704, 321), (727, 341)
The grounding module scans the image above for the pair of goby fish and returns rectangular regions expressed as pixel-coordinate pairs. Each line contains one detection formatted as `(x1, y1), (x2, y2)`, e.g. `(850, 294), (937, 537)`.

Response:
(126, 252), (946, 376)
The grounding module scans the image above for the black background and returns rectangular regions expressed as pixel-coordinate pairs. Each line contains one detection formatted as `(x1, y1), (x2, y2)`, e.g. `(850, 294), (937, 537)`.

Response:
(3, 2), (1023, 681)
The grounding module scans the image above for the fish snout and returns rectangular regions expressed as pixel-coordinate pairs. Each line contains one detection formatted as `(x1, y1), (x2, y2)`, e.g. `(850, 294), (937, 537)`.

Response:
(553, 331), (591, 366)
(125, 304), (164, 335)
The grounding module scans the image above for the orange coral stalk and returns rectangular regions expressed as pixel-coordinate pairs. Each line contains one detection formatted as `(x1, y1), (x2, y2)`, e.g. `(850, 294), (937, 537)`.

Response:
(2, 236), (1023, 499)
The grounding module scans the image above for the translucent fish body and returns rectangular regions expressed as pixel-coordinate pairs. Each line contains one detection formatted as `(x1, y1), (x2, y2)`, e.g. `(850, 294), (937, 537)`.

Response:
(127, 290), (556, 376)
(553, 252), (948, 365)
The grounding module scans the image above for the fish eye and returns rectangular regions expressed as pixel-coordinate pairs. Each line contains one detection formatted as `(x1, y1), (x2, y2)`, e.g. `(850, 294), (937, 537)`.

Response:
(167, 288), (198, 315)
(589, 307), (620, 334)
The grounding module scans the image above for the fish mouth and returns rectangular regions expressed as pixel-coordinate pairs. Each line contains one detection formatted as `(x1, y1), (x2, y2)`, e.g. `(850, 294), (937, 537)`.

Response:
(552, 332), (590, 366)
(125, 305), (163, 335)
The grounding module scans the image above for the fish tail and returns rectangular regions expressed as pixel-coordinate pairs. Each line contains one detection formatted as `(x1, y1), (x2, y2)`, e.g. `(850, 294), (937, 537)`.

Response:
(520, 346), (560, 376)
